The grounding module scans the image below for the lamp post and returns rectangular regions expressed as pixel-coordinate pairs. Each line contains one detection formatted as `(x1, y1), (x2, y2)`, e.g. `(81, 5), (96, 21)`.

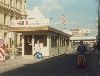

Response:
(97, 0), (100, 40)
(97, 0), (100, 64)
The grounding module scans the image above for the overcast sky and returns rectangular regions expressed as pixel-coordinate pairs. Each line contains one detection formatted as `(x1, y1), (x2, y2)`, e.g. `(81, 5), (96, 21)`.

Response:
(27, 0), (98, 31)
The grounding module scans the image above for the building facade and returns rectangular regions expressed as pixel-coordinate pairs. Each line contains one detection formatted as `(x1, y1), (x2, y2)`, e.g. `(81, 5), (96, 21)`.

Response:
(9, 7), (70, 58)
(70, 28), (90, 36)
(10, 25), (70, 57)
(0, 0), (26, 48)
(70, 28), (96, 47)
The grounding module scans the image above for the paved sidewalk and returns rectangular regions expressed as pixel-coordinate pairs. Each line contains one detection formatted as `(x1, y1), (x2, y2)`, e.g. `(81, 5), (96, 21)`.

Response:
(0, 56), (49, 73)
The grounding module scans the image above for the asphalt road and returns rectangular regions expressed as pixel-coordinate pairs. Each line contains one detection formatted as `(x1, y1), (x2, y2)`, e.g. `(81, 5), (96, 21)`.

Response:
(0, 53), (99, 76)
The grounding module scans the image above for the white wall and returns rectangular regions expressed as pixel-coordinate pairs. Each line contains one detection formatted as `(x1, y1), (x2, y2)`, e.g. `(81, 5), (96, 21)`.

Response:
(22, 32), (69, 57)
(49, 33), (58, 56)
(59, 47), (66, 54)
(49, 34), (67, 56)
(22, 32), (49, 56)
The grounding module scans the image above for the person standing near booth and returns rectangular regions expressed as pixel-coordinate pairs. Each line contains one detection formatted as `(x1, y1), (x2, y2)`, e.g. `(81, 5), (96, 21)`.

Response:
(0, 44), (5, 61)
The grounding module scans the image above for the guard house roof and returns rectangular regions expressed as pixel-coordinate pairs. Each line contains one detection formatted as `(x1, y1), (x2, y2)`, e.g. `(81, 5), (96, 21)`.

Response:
(9, 25), (70, 36)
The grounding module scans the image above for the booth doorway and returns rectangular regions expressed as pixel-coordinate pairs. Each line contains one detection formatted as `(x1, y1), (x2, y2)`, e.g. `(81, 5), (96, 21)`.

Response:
(24, 35), (32, 55)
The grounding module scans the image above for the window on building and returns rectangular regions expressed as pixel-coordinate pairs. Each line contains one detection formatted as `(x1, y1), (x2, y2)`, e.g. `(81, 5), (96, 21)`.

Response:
(34, 35), (47, 47)
(63, 38), (66, 47)
(10, 0), (13, 7)
(60, 37), (62, 47)
(51, 35), (57, 48)
(10, 16), (13, 21)
(66, 39), (69, 46)
(60, 37), (66, 47)
(4, 14), (7, 25)
(16, 0), (18, 8)
(4, 0), (5, 3)
(60, 37), (63, 47)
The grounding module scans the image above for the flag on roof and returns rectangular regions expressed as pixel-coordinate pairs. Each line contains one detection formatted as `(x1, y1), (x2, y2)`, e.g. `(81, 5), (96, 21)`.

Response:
(60, 14), (67, 25)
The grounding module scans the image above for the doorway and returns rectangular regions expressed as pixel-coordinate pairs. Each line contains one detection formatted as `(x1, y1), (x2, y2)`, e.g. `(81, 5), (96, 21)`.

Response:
(24, 35), (32, 55)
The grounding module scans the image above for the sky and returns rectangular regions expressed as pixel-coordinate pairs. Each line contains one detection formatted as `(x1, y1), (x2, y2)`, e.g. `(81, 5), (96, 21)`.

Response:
(27, 0), (98, 31)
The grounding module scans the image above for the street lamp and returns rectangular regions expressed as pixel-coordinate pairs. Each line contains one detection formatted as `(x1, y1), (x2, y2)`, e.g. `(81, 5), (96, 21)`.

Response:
(97, 0), (100, 64)
(97, 0), (100, 40)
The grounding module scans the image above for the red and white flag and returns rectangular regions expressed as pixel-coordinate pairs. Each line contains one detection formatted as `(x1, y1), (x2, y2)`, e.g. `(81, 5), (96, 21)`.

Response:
(61, 14), (67, 25)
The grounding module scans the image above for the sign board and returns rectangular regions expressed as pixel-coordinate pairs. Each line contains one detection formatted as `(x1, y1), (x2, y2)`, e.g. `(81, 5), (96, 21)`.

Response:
(11, 19), (49, 26)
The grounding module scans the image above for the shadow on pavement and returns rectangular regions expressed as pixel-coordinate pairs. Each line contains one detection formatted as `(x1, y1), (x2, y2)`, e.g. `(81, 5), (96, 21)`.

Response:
(0, 53), (99, 76)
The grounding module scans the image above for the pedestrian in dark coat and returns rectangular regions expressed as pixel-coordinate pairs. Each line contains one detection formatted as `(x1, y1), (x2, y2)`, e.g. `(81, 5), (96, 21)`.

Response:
(77, 40), (87, 68)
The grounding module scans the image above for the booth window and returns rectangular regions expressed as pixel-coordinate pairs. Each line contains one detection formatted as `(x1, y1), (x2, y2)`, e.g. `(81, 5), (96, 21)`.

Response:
(63, 38), (66, 47)
(51, 36), (57, 48)
(34, 35), (47, 47)
(60, 37), (63, 47)
(66, 39), (69, 46)
(60, 37), (65, 47)
(60, 37), (61, 47)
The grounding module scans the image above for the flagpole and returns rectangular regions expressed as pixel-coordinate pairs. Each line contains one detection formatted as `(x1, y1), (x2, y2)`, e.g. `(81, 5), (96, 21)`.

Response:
(97, 0), (100, 64)
(61, 14), (66, 25)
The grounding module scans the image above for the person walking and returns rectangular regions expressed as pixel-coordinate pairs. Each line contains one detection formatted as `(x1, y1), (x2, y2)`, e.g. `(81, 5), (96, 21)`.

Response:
(96, 41), (100, 64)
(34, 40), (42, 59)
(77, 40), (87, 68)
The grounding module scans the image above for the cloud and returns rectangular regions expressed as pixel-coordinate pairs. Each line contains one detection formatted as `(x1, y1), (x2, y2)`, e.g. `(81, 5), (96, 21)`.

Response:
(64, 0), (75, 3)
(38, 0), (64, 13)
(63, 0), (76, 4)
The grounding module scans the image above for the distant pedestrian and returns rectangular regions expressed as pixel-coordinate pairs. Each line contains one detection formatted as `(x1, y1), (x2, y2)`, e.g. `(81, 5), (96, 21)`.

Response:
(77, 40), (87, 68)
(96, 41), (100, 52)
(96, 41), (100, 64)
(93, 43), (97, 54)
